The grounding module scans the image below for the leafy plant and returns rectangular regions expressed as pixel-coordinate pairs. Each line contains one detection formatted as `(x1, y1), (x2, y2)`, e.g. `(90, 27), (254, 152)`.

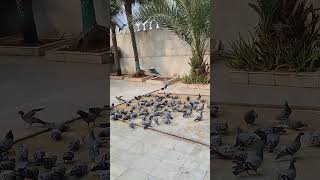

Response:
(135, 0), (210, 83)
(226, 0), (320, 72)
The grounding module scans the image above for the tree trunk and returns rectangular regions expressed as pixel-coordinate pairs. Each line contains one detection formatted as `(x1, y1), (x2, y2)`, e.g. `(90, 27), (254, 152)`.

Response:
(111, 25), (122, 76)
(124, 2), (141, 73)
(16, 0), (38, 44)
(80, 0), (97, 33)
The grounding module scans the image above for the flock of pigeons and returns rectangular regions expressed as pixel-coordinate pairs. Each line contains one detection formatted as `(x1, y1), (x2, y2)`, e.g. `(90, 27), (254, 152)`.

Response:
(111, 92), (208, 130)
(0, 106), (110, 180)
(211, 101), (320, 179)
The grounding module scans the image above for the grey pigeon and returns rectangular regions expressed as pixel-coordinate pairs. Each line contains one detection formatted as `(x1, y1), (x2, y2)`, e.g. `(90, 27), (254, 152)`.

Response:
(0, 130), (14, 155)
(51, 129), (62, 141)
(87, 130), (102, 147)
(211, 105), (219, 118)
(77, 110), (97, 127)
(0, 161), (16, 171)
(149, 68), (161, 75)
(39, 165), (66, 180)
(183, 108), (192, 118)
(70, 163), (88, 178)
(284, 119), (308, 130)
(100, 172), (109, 180)
(163, 116), (172, 124)
(254, 126), (286, 142)
(232, 141), (264, 175)
(194, 111), (203, 121)
(276, 132), (304, 159)
(196, 103), (205, 112)
(88, 144), (99, 161)
(33, 150), (46, 164)
(276, 159), (296, 180)
(244, 109), (258, 125)
(235, 128), (261, 147)
(0, 170), (23, 180)
(17, 166), (39, 180)
(98, 128), (109, 138)
(267, 133), (280, 152)
(15, 144), (28, 162)
(308, 132), (320, 146)
(211, 135), (222, 147)
(18, 108), (49, 126)
(42, 155), (57, 169)
(153, 116), (160, 125)
(62, 151), (74, 163)
(129, 119), (135, 129)
(212, 122), (228, 135)
(144, 119), (152, 129)
(68, 138), (81, 152)
(276, 101), (292, 121)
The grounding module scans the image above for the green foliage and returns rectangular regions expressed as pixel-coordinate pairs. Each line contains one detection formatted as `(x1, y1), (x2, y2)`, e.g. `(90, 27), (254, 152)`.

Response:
(226, 0), (320, 72)
(135, 0), (210, 80)
(181, 73), (209, 84)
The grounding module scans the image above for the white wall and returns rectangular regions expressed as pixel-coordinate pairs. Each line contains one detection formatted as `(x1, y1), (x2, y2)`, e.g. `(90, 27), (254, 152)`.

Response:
(32, 0), (108, 39)
(114, 28), (210, 77)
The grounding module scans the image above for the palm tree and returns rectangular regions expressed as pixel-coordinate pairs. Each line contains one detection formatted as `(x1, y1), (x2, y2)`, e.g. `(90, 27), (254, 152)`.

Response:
(15, 0), (38, 44)
(111, 1), (123, 76)
(136, 0), (210, 79)
(118, 0), (147, 76)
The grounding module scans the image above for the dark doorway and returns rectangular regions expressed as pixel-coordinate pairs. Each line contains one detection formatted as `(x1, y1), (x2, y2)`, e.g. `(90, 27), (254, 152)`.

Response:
(0, 0), (19, 38)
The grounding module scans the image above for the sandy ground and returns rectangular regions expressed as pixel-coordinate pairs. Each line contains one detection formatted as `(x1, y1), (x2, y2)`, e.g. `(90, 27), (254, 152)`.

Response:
(211, 104), (320, 180)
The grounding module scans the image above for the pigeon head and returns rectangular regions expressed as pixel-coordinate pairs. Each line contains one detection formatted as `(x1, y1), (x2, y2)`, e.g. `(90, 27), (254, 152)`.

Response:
(18, 111), (24, 116)
(5, 130), (13, 139)
(250, 109), (258, 118)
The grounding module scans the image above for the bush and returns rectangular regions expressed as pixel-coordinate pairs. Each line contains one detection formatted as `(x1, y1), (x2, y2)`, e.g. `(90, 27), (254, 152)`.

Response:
(225, 0), (320, 72)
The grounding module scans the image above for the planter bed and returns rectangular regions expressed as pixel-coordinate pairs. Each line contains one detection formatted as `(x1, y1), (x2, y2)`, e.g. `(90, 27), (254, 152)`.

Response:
(182, 83), (210, 90)
(46, 45), (111, 64)
(0, 38), (73, 56)
(123, 75), (153, 82)
(230, 70), (320, 88)
(145, 76), (179, 85)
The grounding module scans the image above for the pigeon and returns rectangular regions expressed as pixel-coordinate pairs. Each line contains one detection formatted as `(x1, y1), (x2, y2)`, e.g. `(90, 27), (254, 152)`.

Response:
(15, 144), (28, 162)
(235, 127), (261, 147)
(88, 144), (99, 161)
(89, 107), (104, 116)
(0, 130), (14, 155)
(0, 170), (23, 180)
(51, 128), (62, 141)
(68, 138), (81, 152)
(197, 94), (201, 100)
(276, 159), (296, 180)
(308, 132), (320, 146)
(17, 166), (39, 180)
(232, 141), (264, 175)
(0, 161), (16, 171)
(129, 120), (135, 129)
(77, 110), (98, 127)
(87, 130), (102, 147)
(161, 78), (168, 90)
(91, 154), (108, 172)
(254, 126), (286, 142)
(116, 96), (125, 103)
(39, 165), (66, 180)
(212, 122), (228, 135)
(18, 108), (49, 126)
(244, 109), (258, 125)
(33, 150), (46, 164)
(211, 135), (223, 147)
(276, 132), (304, 159)
(144, 119), (152, 129)
(149, 68), (161, 76)
(284, 119), (308, 130)
(276, 101), (292, 121)
(62, 151), (74, 163)
(196, 103), (205, 112)
(48, 122), (70, 132)
(98, 128), (109, 138)
(70, 163), (89, 178)
(42, 155), (57, 169)
(153, 116), (160, 125)
(211, 105), (219, 118)
(267, 133), (280, 152)
(183, 108), (192, 118)
(163, 116), (172, 124)
(100, 172), (109, 180)
(194, 111), (203, 121)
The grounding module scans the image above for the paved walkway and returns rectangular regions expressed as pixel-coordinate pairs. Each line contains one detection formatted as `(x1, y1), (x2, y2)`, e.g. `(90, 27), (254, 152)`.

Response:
(0, 56), (108, 138)
(110, 79), (210, 180)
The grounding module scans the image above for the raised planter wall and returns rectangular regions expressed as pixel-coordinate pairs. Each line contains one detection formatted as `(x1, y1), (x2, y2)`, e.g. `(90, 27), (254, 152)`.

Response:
(212, 61), (320, 108)
(0, 39), (73, 56)
(230, 71), (320, 88)
(46, 46), (111, 64)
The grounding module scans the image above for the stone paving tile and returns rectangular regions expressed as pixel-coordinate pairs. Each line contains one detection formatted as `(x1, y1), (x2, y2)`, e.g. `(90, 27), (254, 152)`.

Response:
(116, 168), (151, 180)
(173, 167), (207, 180)
(111, 120), (210, 180)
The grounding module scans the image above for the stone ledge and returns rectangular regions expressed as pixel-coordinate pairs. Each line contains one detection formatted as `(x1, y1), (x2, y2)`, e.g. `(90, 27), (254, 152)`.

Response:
(46, 46), (111, 64)
(145, 76), (179, 85)
(230, 70), (320, 88)
(182, 83), (210, 90)
(0, 39), (73, 56)
(123, 75), (153, 82)
(110, 75), (124, 80)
